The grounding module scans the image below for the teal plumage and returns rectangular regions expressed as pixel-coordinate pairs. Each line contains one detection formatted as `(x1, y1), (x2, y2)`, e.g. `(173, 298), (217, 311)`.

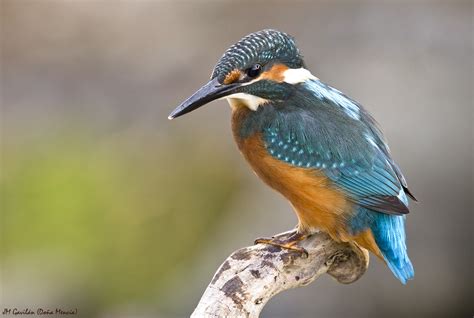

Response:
(234, 77), (415, 283)
(212, 30), (304, 82)
(169, 29), (416, 284)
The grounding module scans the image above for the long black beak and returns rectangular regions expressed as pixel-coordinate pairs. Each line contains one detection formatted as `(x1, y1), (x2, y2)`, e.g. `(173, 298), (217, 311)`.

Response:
(168, 78), (239, 120)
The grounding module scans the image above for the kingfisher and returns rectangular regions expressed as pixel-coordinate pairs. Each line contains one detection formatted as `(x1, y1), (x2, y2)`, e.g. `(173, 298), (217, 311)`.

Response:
(169, 29), (416, 284)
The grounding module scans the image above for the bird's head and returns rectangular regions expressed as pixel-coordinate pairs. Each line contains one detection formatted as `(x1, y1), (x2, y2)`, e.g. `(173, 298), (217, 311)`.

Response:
(169, 29), (315, 119)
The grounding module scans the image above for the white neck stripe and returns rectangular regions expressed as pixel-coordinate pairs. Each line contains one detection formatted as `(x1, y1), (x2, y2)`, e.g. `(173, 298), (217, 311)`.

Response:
(282, 68), (318, 84)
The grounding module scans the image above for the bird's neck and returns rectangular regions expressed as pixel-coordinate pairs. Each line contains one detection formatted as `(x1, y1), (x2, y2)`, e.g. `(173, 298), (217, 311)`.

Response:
(230, 101), (255, 149)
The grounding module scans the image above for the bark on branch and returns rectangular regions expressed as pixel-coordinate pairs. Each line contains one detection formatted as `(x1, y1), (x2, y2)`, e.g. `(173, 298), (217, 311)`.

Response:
(191, 230), (369, 318)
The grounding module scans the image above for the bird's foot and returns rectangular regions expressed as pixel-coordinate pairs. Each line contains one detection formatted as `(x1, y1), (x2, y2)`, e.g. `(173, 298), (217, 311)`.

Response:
(254, 232), (310, 258)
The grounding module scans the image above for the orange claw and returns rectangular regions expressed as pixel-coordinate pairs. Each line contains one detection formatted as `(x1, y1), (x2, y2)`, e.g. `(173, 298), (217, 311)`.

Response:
(254, 233), (310, 258)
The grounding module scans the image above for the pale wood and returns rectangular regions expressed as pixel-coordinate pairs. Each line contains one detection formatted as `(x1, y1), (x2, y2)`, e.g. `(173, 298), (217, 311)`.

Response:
(191, 230), (369, 318)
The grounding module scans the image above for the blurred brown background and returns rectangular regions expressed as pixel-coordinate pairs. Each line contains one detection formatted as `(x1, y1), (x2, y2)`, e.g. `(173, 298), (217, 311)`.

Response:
(1, 1), (472, 317)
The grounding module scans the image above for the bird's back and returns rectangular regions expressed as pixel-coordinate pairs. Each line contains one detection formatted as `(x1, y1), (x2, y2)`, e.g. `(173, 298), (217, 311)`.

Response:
(231, 79), (414, 283)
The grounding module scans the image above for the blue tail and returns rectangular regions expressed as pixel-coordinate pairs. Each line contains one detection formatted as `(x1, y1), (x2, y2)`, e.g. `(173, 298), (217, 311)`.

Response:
(371, 213), (414, 284)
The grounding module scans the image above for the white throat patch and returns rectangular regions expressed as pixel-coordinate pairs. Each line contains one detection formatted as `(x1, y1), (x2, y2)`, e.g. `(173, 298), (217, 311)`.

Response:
(282, 68), (318, 84)
(225, 93), (268, 111)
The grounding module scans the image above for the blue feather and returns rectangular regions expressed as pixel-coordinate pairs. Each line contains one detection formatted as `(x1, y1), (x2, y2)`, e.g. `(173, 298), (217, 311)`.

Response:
(304, 80), (361, 120)
(371, 213), (414, 284)
(349, 208), (414, 284)
(262, 123), (409, 215)
(237, 78), (415, 282)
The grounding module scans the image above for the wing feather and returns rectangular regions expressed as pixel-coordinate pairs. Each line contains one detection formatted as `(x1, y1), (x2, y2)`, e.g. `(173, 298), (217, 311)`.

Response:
(261, 80), (414, 215)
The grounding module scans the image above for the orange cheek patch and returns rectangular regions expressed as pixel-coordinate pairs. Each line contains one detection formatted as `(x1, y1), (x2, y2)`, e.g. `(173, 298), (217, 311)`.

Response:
(223, 69), (242, 84)
(259, 64), (289, 82)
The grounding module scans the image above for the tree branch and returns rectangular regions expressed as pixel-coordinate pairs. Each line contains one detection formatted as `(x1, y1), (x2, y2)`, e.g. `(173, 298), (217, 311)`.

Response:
(191, 230), (369, 318)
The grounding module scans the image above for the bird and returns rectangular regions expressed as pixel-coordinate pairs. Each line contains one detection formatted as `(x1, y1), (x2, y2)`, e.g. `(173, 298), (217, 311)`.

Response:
(168, 29), (415, 284)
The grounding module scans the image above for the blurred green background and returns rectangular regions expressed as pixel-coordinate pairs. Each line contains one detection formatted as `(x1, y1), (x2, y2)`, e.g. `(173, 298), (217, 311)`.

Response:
(1, 1), (472, 317)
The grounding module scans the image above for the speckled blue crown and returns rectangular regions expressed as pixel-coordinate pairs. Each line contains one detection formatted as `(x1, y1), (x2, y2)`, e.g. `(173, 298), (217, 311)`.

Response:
(211, 29), (304, 82)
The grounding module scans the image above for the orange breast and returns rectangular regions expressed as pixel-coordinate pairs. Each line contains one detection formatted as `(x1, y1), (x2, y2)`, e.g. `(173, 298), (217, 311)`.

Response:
(231, 106), (383, 259)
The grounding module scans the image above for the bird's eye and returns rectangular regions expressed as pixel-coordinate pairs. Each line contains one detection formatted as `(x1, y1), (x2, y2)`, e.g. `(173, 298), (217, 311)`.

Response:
(247, 64), (262, 78)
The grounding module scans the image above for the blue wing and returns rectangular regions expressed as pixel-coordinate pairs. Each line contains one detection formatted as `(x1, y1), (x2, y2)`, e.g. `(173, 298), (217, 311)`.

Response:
(260, 80), (413, 215)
